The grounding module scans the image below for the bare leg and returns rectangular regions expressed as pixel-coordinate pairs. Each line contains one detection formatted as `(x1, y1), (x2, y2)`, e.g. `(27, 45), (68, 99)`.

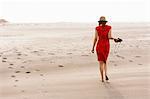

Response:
(99, 61), (104, 82)
(104, 62), (107, 76)
(104, 62), (109, 80)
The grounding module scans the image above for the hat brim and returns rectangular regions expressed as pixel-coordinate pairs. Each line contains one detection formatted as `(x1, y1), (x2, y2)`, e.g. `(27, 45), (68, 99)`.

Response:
(98, 20), (107, 22)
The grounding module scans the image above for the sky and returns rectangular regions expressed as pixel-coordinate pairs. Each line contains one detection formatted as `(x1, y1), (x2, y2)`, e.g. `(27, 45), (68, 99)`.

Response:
(0, 0), (150, 23)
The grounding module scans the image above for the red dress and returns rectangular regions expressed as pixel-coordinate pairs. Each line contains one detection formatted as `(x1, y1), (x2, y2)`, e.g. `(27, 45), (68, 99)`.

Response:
(96, 25), (111, 62)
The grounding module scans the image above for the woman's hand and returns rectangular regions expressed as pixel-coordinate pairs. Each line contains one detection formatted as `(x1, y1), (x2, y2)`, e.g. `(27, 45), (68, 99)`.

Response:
(91, 48), (94, 53)
(114, 38), (123, 43)
(114, 38), (118, 43)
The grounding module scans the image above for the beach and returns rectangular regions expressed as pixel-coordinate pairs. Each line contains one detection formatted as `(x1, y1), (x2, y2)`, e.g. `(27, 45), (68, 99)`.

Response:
(0, 22), (150, 99)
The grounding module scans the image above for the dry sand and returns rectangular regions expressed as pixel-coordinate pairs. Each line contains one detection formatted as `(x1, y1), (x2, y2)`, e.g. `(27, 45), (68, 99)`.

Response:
(0, 22), (150, 99)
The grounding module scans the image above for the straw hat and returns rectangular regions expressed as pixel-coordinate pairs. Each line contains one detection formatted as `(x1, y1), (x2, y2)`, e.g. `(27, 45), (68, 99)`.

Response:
(98, 16), (107, 22)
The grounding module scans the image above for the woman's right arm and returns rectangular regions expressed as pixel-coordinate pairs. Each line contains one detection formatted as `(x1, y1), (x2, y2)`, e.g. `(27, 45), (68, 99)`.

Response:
(91, 29), (98, 53)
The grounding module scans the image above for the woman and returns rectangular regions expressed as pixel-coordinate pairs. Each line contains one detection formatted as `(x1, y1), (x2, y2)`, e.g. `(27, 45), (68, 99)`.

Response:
(91, 16), (121, 82)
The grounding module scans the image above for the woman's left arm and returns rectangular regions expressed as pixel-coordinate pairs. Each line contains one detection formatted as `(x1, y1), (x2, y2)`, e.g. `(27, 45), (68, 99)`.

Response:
(108, 29), (114, 40)
(108, 29), (122, 43)
(108, 29), (117, 42)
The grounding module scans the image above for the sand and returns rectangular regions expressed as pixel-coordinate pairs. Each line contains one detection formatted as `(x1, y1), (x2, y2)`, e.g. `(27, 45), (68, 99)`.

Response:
(0, 22), (150, 99)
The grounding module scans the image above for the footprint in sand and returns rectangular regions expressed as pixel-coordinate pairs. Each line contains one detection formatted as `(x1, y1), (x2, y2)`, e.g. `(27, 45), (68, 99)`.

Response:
(116, 55), (125, 59)
(37, 54), (41, 56)
(15, 80), (19, 82)
(40, 74), (44, 76)
(2, 60), (7, 62)
(8, 67), (13, 69)
(81, 54), (89, 57)
(26, 47), (32, 50)
(3, 57), (7, 59)
(15, 71), (21, 73)
(20, 66), (25, 68)
(66, 53), (72, 55)
(2, 57), (7, 62)
(110, 61), (115, 63)
(116, 55), (120, 57)
(32, 51), (39, 53)
(35, 69), (40, 71)
(114, 64), (118, 66)
(24, 54), (28, 56)
(121, 57), (125, 59)
(9, 63), (14, 65)
(136, 45), (139, 48)
(43, 91), (48, 93)
(0, 52), (3, 55)
(21, 90), (25, 93)
(15, 52), (21, 55)
(31, 51), (41, 56)
(135, 56), (141, 58)
(17, 57), (21, 59)
(11, 75), (16, 78)
(58, 65), (64, 67)
(39, 49), (44, 51)
(22, 60), (32, 63)
(17, 53), (22, 56)
(13, 85), (17, 87)
(48, 53), (55, 55)
(22, 61), (27, 63)
(26, 71), (31, 74)
(129, 60), (133, 62)
(50, 61), (55, 64)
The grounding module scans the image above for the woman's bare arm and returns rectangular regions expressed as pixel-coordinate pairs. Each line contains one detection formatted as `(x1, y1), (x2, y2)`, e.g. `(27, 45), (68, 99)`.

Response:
(108, 29), (122, 43)
(91, 29), (98, 53)
(108, 29), (114, 40)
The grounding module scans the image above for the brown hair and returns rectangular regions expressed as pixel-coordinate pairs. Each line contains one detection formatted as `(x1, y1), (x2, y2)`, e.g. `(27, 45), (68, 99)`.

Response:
(98, 22), (102, 26)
